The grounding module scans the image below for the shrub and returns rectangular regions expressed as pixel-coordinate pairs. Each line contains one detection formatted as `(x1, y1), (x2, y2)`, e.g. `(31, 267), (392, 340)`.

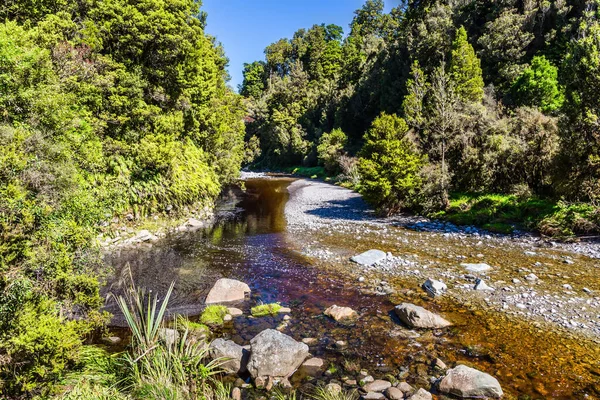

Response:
(358, 113), (426, 214)
(317, 129), (348, 175)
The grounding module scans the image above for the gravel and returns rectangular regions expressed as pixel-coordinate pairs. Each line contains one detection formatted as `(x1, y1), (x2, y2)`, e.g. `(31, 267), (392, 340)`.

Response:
(284, 179), (600, 339)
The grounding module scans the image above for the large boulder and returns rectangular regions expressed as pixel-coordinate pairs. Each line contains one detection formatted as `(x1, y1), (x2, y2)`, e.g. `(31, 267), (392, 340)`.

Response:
(394, 303), (452, 329)
(351, 250), (386, 266)
(205, 278), (250, 304)
(324, 305), (358, 322)
(438, 365), (503, 399)
(209, 339), (249, 374)
(247, 329), (309, 378)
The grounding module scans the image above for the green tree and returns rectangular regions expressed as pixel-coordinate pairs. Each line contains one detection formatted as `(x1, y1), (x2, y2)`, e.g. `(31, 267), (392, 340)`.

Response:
(512, 55), (563, 113)
(358, 113), (426, 214)
(450, 26), (484, 103)
(317, 129), (347, 174)
(240, 61), (267, 98)
(403, 60), (428, 131)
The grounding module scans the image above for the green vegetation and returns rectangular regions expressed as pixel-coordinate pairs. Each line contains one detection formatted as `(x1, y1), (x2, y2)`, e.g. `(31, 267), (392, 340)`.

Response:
(200, 305), (229, 327)
(311, 385), (359, 400)
(283, 166), (328, 180)
(251, 303), (282, 317)
(0, 0), (244, 395)
(433, 194), (599, 237)
(240, 0), (600, 237)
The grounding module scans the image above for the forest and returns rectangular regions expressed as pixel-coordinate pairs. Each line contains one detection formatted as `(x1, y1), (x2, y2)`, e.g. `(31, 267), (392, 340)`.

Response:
(1, 0), (600, 398)
(241, 0), (600, 236)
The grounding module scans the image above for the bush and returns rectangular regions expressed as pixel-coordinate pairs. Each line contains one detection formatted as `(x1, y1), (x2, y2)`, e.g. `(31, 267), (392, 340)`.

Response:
(317, 129), (348, 174)
(358, 113), (426, 214)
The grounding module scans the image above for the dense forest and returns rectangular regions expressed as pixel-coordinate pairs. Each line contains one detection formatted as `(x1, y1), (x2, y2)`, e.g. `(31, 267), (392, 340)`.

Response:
(241, 0), (600, 236)
(0, 0), (244, 396)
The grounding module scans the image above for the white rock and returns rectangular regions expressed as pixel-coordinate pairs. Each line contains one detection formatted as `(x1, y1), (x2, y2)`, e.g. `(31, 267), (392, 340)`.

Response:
(205, 278), (250, 304)
(351, 250), (387, 266)
(438, 365), (503, 399)
(324, 305), (358, 322)
(461, 263), (492, 273)
(474, 278), (494, 291)
(395, 303), (452, 329)
(422, 278), (447, 297)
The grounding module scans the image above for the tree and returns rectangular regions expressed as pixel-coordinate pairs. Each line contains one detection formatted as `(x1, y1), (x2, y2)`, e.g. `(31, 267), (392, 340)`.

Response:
(403, 60), (428, 131)
(450, 26), (484, 103)
(240, 61), (267, 98)
(512, 55), (563, 113)
(317, 129), (347, 174)
(359, 113), (426, 214)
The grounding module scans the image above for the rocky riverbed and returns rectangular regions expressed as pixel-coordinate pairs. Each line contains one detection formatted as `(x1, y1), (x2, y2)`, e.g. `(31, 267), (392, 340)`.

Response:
(285, 179), (600, 340)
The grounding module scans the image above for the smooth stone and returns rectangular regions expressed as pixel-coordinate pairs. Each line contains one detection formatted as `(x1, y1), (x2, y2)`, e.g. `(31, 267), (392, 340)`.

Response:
(301, 357), (325, 376)
(460, 263), (492, 272)
(364, 380), (392, 392)
(438, 365), (503, 399)
(422, 278), (447, 297)
(397, 382), (414, 395)
(363, 392), (385, 400)
(302, 337), (318, 346)
(325, 383), (342, 394)
(325, 305), (359, 322)
(386, 387), (404, 400)
(474, 278), (494, 291)
(361, 375), (375, 384)
(223, 314), (233, 322)
(246, 329), (309, 378)
(205, 278), (250, 304)
(408, 388), (432, 400)
(231, 387), (242, 400)
(433, 358), (447, 370)
(228, 307), (244, 317)
(101, 336), (121, 345)
(351, 249), (387, 267)
(278, 307), (292, 313)
(209, 339), (249, 374)
(395, 303), (452, 329)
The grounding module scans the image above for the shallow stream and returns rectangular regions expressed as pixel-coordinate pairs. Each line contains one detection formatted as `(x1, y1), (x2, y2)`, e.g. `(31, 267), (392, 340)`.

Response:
(104, 178), (600, 399)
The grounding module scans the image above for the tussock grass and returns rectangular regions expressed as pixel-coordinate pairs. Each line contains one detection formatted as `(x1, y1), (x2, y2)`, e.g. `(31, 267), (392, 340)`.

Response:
(251, 303), (282, 317)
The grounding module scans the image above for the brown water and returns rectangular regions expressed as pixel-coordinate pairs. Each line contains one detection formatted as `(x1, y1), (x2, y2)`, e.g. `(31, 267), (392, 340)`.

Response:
(104, 178), (600, 399)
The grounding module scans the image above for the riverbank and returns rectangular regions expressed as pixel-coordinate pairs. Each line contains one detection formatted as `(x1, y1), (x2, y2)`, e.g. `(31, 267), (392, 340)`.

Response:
(285, 179), (600, 339)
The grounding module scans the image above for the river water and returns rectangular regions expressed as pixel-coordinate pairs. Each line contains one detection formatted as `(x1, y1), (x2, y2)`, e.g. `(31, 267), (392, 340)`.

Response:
(104, 178), (600, 399)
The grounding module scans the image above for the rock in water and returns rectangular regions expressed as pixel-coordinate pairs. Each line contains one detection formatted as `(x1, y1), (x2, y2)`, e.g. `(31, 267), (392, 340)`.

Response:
(363, 380), (392, 392)
(324, 305), (358, 322)
(461, 263), (492, 273)
(438, 365), (503, 399)
(394, 303), (452, 329)
(408, 388), (433, 400)
(205, 278), (250, 304)
(247, 329), (309, 378)
(300, 357), (324, 376)
(351, 249), (386, 267)
(422, 278), (447, 297)
(209, 339), (249, 374)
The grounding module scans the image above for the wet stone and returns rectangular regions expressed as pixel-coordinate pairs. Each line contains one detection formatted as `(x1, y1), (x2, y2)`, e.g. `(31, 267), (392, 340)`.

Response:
(386, 387), (404, 400)
(364, 380), (392, 392)
(351, 249), (387, 267)
(408, 388), (432, 400)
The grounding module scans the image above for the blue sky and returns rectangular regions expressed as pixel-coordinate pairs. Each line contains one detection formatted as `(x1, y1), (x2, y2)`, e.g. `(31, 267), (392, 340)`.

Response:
(201, 0), (396, 91)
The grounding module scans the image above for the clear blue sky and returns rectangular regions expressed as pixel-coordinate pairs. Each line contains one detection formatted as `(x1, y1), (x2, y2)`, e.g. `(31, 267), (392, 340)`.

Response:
(201, 0), (396, 91)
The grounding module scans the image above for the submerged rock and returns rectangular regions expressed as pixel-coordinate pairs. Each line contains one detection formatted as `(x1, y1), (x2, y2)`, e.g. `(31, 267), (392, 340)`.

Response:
(422, 278), (447, 297)
(438, 365), (503, 398)
(351, 249), (387, 267)
(461, 263), (492, 272)
(324, 305), (358, 322)
(209, 339), (249, 374)
(247, 329), (309, 378)
(205, 278), (250, 304)
(395, 303), (452, 329)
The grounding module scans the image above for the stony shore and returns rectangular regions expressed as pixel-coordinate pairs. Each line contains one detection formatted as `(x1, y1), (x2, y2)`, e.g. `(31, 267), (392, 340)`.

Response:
(284, 179), (600, 340)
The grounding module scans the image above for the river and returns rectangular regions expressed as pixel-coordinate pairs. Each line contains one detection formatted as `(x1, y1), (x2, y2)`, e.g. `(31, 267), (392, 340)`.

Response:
(104, 177), (600, 399)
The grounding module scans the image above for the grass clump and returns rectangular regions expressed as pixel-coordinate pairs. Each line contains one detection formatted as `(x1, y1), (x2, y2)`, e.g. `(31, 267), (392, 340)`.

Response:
(251, 303), (282, 317)
(310, 385), (359, 400)
(200, 305), (229, 326)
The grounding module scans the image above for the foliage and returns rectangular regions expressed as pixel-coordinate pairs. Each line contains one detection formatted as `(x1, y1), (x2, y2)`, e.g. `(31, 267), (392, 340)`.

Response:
(251, 303), (282, 317)
(0, 0), (244, 395)
(512, 56), (564, 113)
(450, 27), (484, 103)
(358, 114), (426, 214)
(317, 129), (348, 174)
(310, 385), (359, 400)
(200, 305), (229, 327)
